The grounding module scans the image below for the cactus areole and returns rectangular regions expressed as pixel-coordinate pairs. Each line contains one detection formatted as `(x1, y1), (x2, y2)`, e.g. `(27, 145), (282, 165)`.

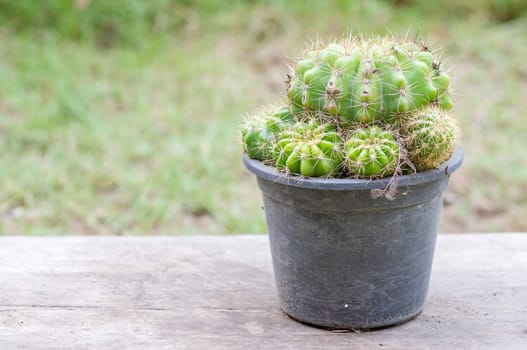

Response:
(240, 34), (463, 330)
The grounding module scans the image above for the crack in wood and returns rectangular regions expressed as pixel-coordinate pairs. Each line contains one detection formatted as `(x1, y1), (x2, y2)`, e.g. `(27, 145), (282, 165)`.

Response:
(0, 304), (271, 313)
(0, 304), (168, 312)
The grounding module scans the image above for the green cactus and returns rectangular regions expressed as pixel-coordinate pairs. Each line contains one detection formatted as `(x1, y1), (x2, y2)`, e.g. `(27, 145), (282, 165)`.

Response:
(241, 105), (295, 161)
(241, 34), (460, 180)
(402, 106), (457, 171)
(344, 125), (400, 178)
(274, 120), (343, 177)
(287, 37), (453, 126)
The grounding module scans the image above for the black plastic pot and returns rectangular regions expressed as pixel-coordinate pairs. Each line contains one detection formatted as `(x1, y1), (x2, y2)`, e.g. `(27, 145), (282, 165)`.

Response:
(243, 147), (463, 330)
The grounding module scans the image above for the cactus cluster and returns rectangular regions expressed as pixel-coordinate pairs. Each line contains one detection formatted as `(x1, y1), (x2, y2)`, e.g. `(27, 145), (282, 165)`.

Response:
(241, 35), (459, 179)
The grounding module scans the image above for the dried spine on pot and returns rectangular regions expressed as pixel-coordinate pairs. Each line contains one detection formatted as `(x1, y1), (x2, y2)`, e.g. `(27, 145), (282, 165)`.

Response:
(274, 120), (343, 177)
(402, 106), (458, 171)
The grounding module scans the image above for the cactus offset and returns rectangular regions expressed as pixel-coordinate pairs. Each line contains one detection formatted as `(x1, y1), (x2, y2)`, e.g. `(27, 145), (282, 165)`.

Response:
(287, 36), (453, 126)
(241, 105), (295, 162)
(274, 120), (343, 177)
(402, 106), (457, 171)
(344, 125), (400, 177)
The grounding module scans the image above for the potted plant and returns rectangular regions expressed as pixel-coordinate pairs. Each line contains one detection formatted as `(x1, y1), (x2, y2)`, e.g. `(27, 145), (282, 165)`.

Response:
(240, 35), (463, 330)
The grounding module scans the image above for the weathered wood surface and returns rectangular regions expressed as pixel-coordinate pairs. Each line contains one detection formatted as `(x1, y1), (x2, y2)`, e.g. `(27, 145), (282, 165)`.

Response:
(0, 234), (526, 350)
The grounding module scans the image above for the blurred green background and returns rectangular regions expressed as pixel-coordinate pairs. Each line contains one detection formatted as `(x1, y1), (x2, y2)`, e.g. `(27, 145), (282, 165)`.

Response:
(0, 0), (526, 235)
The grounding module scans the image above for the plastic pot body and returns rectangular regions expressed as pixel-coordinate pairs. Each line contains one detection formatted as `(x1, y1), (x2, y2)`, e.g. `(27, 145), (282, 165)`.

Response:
(243, 147), (463, 330)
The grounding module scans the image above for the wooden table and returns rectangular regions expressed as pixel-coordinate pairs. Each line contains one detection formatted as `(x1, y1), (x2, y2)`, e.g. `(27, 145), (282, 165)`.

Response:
(0, 234), (526, 349)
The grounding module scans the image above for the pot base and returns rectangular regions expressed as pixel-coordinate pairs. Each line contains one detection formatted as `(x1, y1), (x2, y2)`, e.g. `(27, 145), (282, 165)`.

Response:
(281, 306), (423, 331)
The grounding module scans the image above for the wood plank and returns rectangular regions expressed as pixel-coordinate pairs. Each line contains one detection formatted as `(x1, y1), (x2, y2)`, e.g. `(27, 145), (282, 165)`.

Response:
(0, 234), (526, 349)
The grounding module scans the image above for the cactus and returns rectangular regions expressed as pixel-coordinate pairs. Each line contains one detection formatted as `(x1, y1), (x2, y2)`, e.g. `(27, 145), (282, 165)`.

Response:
(402, 106), (457, 171)
(241, 34), (460, 181)
(274, 120), (343, 177)
(287, 36), (453, 126)
(344, 125), (400, 177)
(241, 105), (295, 161)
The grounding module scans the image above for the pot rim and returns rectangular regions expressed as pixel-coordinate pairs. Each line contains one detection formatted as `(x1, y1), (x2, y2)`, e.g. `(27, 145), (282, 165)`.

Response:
(243, 146), (463, 191)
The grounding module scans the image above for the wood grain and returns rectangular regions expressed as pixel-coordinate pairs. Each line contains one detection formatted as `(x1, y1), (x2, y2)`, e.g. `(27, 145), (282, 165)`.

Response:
(0, 234), (526, 350)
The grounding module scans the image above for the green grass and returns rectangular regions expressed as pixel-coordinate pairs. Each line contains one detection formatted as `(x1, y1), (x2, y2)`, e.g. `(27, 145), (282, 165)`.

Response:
(0, 1), (526, 234)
